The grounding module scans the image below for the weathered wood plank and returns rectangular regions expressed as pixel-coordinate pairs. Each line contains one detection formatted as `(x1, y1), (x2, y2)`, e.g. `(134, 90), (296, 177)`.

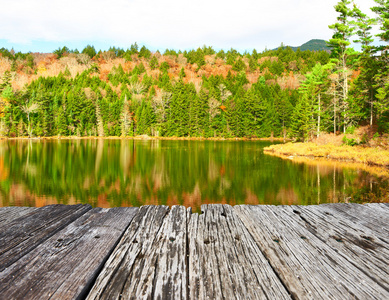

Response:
(366, 202), (389, 211)
(188, 204), (291, 300)
(149, 205), (187, 299)
(284, 205), (389, 291)
(234, 205), (389, 300)
(311, 203), (389, 241)
(0, 207), (38, 227)
(0, 207), (138, 300)
(0, 204), (91, 271)
(121, 205), (187, 299)
(86, 205), (171, 299)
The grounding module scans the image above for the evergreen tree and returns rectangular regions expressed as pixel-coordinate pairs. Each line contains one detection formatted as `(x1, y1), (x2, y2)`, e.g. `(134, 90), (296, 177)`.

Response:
(179, 67), (186, 79)
(243, 89), (262, 137)
(232, 58), (246, 72)
(149, 56), (159, 70)
(299, 63), (328, 137)
(275, 90), (294, 141)
(371, 0), (389, 132)
(82, 45), (97, 59)
(167, 80), (189, 136)
(328, 0), (354, 132)
(351, 3), (377, 126)
(291, 94), (315, 141)
(57, 105), (68, 136)
(136, 100), (153, 135)
(371, 0), (389, 47)
(248, 56), (258, 72)
(139, 46), (151, 59)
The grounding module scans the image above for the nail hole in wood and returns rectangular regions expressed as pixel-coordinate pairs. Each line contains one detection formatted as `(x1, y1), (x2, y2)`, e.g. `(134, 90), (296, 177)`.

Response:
(300, 236), (307, 240)
(169, 237), (175, 242)
(273, 239), (280, 243)
(57, 239), (63, 242)
(94, 235), (100, 239)
(133, 239), (138, 244)
(204, 239), (210, 245)
(221, 212), (226, 217)
(361, 235), (373, 241)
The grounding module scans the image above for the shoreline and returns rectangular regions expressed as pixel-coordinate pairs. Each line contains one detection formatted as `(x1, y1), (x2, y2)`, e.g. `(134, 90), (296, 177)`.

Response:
(0, 135), (289, 142)
(264, 142), (389, 169)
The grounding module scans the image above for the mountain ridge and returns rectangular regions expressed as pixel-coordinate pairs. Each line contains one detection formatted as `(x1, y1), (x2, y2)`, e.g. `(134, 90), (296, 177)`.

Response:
(274, 39), (330, 52)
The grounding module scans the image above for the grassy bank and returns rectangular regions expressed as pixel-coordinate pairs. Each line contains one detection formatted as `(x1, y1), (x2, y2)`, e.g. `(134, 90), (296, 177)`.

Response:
(264, 142), (389, 168)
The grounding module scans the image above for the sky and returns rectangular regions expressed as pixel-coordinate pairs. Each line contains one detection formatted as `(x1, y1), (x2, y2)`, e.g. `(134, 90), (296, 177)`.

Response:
(0, 0), (380, 53)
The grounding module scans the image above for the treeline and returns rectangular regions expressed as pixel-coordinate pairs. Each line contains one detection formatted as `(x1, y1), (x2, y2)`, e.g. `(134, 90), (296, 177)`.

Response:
(0, 66), (302, 138)
(0, 45), (327, 138)
(0, 0), (388, 140)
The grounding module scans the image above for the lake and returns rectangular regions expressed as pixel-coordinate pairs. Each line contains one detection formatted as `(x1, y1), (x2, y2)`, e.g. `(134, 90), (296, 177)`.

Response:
(0, 139), (387, 212)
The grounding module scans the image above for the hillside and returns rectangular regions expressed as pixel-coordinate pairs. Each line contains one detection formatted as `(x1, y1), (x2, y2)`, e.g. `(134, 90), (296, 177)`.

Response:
(275, 39), (330, 52)
(298, 39), (330, 51)
(0, 42), (387, 140)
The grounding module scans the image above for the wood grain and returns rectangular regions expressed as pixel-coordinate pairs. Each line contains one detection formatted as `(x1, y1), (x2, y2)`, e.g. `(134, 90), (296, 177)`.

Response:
(0, 207), (138, 300)
(0, 204), (91, 271)
(188, 204), (291, 300)
(234, 204), (389, 299)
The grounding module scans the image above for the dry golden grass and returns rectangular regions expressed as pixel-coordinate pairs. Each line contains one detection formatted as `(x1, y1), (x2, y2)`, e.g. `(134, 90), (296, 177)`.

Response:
(268, 152), (389, 178)
(264, 142), (389, 168)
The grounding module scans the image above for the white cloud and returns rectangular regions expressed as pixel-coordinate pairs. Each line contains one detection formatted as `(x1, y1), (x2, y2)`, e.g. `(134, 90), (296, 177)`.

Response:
(0, 0), (379, 52)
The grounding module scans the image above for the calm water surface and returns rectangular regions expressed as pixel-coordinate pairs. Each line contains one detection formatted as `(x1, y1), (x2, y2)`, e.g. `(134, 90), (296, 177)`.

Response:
(0, 139), (387, 212)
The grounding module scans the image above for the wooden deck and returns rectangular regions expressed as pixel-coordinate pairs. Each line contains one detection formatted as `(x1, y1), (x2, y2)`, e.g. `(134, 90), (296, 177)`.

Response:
(0, 203), (388, 299)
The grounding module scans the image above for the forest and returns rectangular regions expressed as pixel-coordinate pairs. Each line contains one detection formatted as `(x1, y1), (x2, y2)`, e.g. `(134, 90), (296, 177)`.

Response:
(0, 0), (388, 141)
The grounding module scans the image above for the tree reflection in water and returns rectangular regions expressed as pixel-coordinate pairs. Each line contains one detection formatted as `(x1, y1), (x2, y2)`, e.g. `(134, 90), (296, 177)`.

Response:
(0, 139), (387, 212)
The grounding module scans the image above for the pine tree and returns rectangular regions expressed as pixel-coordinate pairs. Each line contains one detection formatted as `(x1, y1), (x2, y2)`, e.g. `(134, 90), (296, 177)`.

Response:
(371, 0), (389, 47)
(275, 90), (293, 141)
(248, 57), (258, 72)
(351, 3), (377, 127)
(82, 45), (97, 59)
(149, 56), (159, 70)
(194, 88), (210, 137)
(57, 105), (68, 136)
(371, 0), (389, 131)
(291, 94), (315, 141)
(243, 89), (262, 137)
(179, 67), (186, 79)
(299, 63), (327, 137)
(167, 80), (189, 136)
(232, 58), (246, 72)
(328, 0), (354, 132)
